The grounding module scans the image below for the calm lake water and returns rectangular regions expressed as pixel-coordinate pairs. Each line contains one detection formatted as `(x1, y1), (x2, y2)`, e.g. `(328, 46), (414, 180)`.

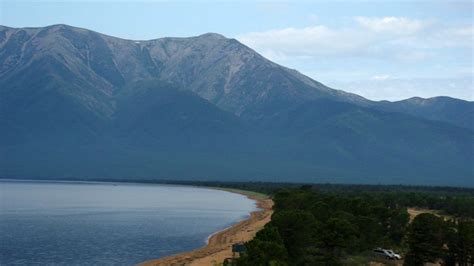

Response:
(0, 180), (256, 265)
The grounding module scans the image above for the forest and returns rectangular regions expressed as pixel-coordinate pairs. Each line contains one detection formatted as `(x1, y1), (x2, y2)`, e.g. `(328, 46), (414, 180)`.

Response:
(231, 186), (474, 265)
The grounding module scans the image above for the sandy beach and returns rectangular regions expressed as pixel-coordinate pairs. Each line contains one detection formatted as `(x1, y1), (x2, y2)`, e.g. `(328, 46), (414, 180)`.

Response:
(139, 189), (273, 266)
(407, 207), (446, 222)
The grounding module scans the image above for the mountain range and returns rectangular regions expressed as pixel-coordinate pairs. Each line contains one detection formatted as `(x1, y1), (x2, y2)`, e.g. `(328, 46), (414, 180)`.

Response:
(1, 24), (473, 186)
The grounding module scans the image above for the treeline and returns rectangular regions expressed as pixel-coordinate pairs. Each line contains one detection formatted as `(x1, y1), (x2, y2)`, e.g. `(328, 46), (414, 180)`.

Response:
(159, 181), (474, 198)
(235, 187), (474, 265)
(178, 182), (474, 218)
(405, 213), (473, 265)
(312, 189), (474, 219)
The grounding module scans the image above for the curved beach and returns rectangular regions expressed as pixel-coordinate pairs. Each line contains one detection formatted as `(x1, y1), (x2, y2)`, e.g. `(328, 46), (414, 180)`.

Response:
(139, 190), (273, 266)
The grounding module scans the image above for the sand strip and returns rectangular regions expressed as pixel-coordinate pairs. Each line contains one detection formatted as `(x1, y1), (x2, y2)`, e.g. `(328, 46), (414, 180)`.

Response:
(138, 189), (273, 266)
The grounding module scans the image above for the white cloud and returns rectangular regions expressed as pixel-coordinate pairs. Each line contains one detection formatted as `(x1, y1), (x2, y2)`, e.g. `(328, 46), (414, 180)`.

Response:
(328, 77), (474, 101)
(355, 16), (430, 35)
(429, 25), (474, 47)
(395, 50), (431, 62)
(450, 25), (474, 37)
(237, 17), (472, 62)
(238, 25), (372, 60)
(371, 75), (391, 81)
(236, 16), (473, 101)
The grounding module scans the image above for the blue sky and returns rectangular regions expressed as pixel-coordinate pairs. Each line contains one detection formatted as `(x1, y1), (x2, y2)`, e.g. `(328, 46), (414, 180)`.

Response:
(1, 0), (472, 101)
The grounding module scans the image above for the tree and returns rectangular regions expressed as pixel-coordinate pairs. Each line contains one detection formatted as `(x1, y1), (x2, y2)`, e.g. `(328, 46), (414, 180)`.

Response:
(404, 213), (445, 265)
(457, 221), (474, 265)
(271, 210), (317, 258)
(236, 225), (288, 265)
(388, 208), (410, 245)
(355, 215), (383, 250)
(446, 220), (474, 266)
(237, 239), (288, 266)
(319, 217), (357, 260)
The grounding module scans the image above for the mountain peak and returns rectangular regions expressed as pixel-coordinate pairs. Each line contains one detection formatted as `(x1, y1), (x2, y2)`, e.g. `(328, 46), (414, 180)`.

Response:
(196, 32), (227, 39)
(405, 96), (426, 104)
(46, 23), (73, 29)
(404, 96), (468, 105)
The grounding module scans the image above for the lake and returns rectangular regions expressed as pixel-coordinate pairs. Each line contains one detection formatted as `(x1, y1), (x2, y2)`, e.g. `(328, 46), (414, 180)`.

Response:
(0, 180), (256, 265)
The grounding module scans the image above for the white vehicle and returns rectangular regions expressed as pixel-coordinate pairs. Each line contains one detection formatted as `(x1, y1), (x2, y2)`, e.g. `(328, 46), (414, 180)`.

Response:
(373, 248), (401, 260)
(386, 249), (402, 260)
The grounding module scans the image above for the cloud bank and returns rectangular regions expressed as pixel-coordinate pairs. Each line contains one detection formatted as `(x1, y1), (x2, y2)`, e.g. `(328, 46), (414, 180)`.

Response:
(237, 17), (471, 61)
(237, 16), (473, 101)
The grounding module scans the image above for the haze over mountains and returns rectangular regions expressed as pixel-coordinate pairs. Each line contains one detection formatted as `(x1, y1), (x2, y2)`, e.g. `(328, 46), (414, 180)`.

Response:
(1, 24), (473, 186)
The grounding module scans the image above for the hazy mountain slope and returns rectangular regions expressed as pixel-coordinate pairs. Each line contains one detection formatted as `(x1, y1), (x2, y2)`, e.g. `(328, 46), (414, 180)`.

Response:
(261, 99), (473, 172)
(114, 80), (246, 150)
(271, 100), (473, 186)
(0, 25), (367, 117)
(0, 24), (473, 186)
(0, 54), (111, 146)
(375, 97), (474, 130)
(136, 33), (367, 118)
(3, 97), (472, 186)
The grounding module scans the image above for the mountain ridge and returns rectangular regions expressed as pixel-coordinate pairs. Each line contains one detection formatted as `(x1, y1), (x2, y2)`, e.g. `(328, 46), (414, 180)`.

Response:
(1, 24), (473, 186)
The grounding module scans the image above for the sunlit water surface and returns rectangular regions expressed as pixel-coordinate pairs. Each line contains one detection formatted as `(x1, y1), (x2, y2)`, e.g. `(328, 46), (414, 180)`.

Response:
(0, 180), (256, 265)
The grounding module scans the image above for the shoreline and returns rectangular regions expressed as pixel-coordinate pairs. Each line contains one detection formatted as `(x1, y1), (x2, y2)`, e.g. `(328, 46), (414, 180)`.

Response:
(2, 179), (272, 265)
(138, 189), (274, 266)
